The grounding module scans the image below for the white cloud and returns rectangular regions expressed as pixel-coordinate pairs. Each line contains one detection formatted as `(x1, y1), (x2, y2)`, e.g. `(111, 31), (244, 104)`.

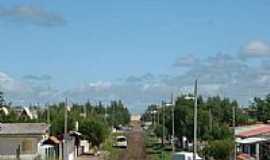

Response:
(88, 81), (112, 91)
(0, 5), (66, 27)
(241, 40), (270, 58)
(3, 46), (270, 112)
(0, 72), (13, 83)
(173, 54), (200, 67)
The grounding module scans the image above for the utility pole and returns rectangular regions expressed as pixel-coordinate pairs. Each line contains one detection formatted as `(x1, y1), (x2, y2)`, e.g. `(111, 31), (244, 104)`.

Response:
(153, 109), (156, 127)
(193, 80), (198, 160)
(104, 106), (107, 121)
(162, 101), (165, 146)
(171, 93), (175, 152)
(157, 106), (160, 125)
(47, 103), (50, 124)
(233, 105), (236, 160)
(47, 103), (50, 135)
(64, 98), (68, 135)
(84, 102), (87, 118)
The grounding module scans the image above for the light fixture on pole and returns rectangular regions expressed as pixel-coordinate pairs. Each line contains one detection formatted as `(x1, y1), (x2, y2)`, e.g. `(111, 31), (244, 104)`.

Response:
(183, 80), (198, 160)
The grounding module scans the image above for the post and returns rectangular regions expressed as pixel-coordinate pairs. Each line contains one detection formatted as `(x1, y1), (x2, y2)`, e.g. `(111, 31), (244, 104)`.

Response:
(193, 80), (198, 160)
(104, 106), (107, 121)
(47, 103), (50, 124)
(47, 103), (50, 135)
(162, 101), (165, 146)
(233, 105), (236, 160)
(16, 145), (20, 160)
(84, 102), (87, 118)
(171, 93), (175, 152)
(64, 98), (68, 135)
(256, 143), (260, 160)
(158, 108), (160, 125)
(153, 109), (156, 127)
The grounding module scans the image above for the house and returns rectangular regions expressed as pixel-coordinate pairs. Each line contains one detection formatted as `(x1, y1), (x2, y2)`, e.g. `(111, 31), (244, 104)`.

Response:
(0, 123), (49, 160)
(235, 124), (270, 160)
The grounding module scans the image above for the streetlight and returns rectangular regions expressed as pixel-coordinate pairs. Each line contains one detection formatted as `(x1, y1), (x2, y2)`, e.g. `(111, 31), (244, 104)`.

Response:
(233, 105), (236, 160)
(151, 110), (158, 126)
(183, 80), (198, 160)
(165, 101), (175, 152)
(162, 101), (166, 146)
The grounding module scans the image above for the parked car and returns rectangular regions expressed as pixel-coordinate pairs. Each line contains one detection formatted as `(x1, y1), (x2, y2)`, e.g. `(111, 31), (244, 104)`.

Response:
(172, 151), (202, 160)
(114, 136), (128, 148)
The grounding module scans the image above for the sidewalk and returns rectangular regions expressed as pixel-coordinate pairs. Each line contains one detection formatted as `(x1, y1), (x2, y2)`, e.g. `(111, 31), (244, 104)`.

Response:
(76, 155), (99, 160)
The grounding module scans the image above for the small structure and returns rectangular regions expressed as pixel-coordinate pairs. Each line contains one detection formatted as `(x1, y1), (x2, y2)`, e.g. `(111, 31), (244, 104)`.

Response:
(20, 107), (38, 120)
(131, 114), (141, 122)
(235, 124), (270, 160)
(0, 123), (49, 160)
(0, 107), (9, 116)
(40, 136), (61, 160)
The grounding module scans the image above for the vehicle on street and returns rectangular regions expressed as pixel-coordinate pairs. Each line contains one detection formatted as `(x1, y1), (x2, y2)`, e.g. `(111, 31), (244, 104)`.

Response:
(172, 151), (202, 160)
(114, 136), (128, 148)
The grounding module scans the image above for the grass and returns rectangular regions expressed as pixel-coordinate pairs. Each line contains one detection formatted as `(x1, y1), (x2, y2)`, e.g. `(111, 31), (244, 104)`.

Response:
(144, 129), (172, 160)
(101, 133), (122, 160)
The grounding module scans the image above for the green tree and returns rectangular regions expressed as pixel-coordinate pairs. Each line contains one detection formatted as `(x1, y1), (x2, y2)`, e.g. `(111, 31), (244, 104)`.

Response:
(79, 118), (109, 147)
(0, 91), (5, 107)
(252, 95), (270, 122)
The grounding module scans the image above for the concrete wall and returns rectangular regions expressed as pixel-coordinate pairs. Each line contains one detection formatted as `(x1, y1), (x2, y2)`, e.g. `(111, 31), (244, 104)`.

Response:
(0, 135), (43, 156)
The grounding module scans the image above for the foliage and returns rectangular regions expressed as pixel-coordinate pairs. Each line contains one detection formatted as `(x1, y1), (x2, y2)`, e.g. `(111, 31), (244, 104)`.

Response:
(252, 94), (270, 122)
(154, 124), (167, 139)
(0, 91), (130, 148)
(0, 91), (5, 107)
(204, 139), (234, 160)
(79, 118), (109, 147)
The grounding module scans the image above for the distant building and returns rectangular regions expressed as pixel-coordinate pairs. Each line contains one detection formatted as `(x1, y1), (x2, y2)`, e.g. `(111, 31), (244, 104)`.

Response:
(0, 123), (49, 160)
(131, 114), (141, 121)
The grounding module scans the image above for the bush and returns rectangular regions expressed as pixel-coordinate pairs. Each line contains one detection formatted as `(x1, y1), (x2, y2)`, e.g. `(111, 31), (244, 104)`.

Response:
(204, 139), (234, 160)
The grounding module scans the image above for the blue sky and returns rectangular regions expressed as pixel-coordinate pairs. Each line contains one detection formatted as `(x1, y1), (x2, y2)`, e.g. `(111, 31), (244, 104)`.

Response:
(1, 0), (270, 112)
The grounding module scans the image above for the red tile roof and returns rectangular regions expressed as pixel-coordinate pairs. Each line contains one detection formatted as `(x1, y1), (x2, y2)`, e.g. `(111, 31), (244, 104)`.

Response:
(238, 124), (270, 138)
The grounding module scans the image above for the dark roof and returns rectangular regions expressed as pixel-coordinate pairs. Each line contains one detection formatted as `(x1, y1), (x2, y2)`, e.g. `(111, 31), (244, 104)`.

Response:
(0, 123), (49, 135)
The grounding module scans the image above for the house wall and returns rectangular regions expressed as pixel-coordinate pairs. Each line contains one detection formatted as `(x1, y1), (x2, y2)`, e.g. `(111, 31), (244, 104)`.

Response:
(0, 135), (44, 156)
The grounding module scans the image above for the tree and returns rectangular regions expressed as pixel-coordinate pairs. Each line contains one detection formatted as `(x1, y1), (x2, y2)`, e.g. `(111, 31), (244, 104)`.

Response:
(79, 119), (109, 147)
(252, 95), (270, 122)
(0, 91), (5, 107)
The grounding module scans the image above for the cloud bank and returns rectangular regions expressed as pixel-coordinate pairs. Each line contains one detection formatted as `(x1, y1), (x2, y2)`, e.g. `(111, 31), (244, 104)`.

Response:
(240, 40), (270, 58)
(0, 5), (66, 27)
(1, 40), (270, 112)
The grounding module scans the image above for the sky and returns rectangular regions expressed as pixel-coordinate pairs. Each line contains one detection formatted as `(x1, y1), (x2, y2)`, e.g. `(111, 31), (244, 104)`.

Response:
(1, 0), (270, 113)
